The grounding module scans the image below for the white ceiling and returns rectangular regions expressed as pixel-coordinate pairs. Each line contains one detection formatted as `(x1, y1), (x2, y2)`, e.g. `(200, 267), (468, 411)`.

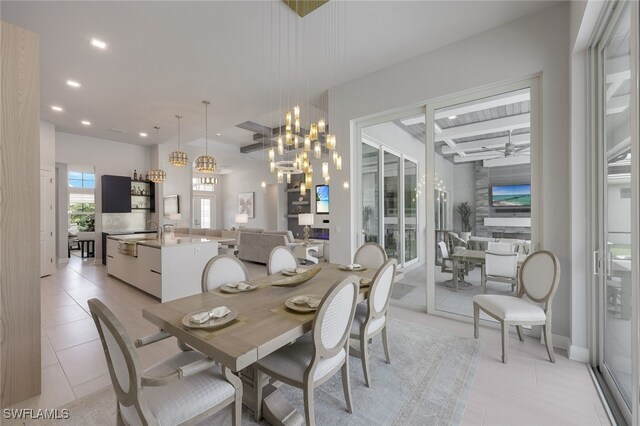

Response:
(2, 0), (558, 157)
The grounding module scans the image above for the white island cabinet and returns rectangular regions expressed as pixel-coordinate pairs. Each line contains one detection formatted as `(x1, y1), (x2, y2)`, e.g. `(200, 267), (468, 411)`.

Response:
(106, 234), (233, 302)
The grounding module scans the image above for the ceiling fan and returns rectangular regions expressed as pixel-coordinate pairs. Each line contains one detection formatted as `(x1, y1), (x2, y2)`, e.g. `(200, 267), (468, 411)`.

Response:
(485, 130), (529, 157)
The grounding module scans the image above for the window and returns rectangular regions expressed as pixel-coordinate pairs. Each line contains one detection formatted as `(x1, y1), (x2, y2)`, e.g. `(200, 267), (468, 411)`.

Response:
(68, 171), (95, 189)
(69, 171), (95, 232)
(192, 178), (215, 192)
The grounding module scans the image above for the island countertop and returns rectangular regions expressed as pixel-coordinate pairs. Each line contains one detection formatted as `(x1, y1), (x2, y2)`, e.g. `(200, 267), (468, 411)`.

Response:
(107, 233), (235, 248)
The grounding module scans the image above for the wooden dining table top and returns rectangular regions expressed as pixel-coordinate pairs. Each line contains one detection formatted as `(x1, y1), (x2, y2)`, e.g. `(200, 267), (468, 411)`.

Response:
(142, 263), (377, 372)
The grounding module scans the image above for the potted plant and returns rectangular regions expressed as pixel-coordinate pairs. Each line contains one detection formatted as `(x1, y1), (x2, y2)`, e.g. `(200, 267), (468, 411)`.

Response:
(456, 202), (473, 241)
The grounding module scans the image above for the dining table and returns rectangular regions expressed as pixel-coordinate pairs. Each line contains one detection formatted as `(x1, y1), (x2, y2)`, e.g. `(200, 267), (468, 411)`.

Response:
(142, 262), (377, 426)
(451, 249), (528, 292)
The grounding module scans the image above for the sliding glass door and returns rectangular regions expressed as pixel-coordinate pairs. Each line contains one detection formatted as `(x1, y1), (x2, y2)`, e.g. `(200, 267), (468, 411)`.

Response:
(383, 151), (401, 260)
(404, 159), (418, 264)
(595, 1), (637, 421)
(358, 110), (425, 282)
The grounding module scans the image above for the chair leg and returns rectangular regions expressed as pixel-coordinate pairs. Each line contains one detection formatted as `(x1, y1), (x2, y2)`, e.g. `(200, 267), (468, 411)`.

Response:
(516, 325), (524, 342)
(254, 367), (263, 422)
(303, 380), (315, 426)
(116, 406), (125, 426)
(382, 326), (391, 364)
(543, 323), (556, 363)
(341, 360), (353, 413)
(473, 303), (480, 339)
(360, 334), (371, 387)
(232, 396), (241, 426)
(481, 265), (487, 293)
(501, 321), (508, 363)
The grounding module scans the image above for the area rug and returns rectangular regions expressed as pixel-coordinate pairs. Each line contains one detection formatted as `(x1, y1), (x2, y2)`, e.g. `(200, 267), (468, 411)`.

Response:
(391, 282), (418, 300)
(34, 318), (481, 426)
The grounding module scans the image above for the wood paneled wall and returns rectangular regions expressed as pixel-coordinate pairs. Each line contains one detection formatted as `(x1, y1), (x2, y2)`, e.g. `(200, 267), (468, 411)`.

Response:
(0, 20), (41, 407)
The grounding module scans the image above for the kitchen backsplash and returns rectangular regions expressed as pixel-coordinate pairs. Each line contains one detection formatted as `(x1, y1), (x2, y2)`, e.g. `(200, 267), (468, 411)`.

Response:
(102, 212), (150, 232)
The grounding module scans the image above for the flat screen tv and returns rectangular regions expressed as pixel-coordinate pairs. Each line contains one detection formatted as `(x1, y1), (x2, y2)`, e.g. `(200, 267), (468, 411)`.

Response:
(316, 185), (329, 214)
(491, 184), (531, 208)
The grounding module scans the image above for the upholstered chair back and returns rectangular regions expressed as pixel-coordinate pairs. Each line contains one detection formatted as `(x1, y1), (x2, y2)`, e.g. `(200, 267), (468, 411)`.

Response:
(438, 241), (450, 259)
(519, 250), (560, 305)
(485, 251), (518, 278)
(201, 254), (249, 292)
(487, 241), (514, 253)
(369, 259), (397, 317)
(313, 277), (359, 357)
(88, 298), (153, 425)
(354, 243), (387, 270)
(267, 246), (298, 275)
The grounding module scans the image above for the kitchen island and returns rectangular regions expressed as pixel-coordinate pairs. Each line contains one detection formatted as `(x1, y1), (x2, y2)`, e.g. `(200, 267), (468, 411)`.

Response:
(106, 233), (234, 302)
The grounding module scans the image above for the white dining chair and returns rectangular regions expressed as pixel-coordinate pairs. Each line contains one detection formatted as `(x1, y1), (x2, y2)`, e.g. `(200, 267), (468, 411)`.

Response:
(88, 298), (242, 425)
(254, 276), (359, 426)
(267, 246), (298, 275)
(354, 242), (387, 269)
(473, 250), (560, 363)
(201, 254), (249, 292)
(350, 258), (396, 387)
(481, 251), (519, 293)
(437, 241), (467, 282)
(488, 241), (514, 252)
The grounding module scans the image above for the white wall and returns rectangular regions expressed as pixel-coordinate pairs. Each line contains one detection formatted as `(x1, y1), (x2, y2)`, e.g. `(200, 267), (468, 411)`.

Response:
(221, 167), (277, 229)
(452, 163), (476, 231)
(40, 121), (55, 169)
(329, 4), (572, 339)
(56, 132), (151, 260)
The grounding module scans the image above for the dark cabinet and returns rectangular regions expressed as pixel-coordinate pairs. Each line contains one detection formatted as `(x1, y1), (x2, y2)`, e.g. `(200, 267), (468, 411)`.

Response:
(101, 175), (131, 213)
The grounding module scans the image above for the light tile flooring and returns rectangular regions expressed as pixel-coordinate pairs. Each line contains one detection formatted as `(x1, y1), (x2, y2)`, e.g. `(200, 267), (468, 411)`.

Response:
(13, 256), (609, 425)
(393, 265), (516, 320)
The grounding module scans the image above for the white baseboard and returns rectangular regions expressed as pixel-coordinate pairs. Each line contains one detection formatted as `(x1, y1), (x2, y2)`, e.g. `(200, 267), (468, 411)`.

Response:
(93, 259), (103, 266)
(540, 333), (570, 351)
(57, 257), (69, 264)
(568, 345), (590, 363)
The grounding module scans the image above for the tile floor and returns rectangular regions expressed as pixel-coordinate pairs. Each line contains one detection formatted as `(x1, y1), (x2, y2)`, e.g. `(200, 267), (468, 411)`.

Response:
(12, 256), (609, 425)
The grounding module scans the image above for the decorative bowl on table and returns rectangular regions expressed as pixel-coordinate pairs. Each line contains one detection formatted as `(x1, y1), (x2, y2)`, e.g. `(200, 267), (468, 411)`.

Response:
(272, 267), (321, 287)
(281, 267), (308, 277)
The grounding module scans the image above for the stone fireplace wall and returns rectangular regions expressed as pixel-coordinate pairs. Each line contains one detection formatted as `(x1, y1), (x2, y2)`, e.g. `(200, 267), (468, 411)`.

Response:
(474, 162), (531, 239)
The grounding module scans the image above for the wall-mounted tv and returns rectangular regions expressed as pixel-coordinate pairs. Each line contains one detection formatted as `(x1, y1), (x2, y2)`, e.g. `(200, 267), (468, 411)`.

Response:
(316, 185), (329, 214)
(491, 184), (531, 208)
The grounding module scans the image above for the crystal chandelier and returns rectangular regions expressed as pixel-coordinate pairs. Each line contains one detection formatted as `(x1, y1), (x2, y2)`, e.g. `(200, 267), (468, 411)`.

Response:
(195, 100), (217, 173)
(169, 115), (188, 166)
(148, 126), (167, 183)
(269, 105), (341, 194)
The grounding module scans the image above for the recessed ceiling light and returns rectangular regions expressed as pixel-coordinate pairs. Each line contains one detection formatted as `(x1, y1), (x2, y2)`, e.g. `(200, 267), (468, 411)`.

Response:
(448, 115), (457, 120)
(139, 132), (148, 137)
(51, 105), (63, 112)
(66, 80), (81, 88)
(90, 38), (107, 49)
(81, 120), (91, 126)
(216, 133), (221, 136)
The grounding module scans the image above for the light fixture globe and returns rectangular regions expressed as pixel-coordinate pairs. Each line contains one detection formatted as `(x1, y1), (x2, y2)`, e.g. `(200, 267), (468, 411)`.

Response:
(148, 169), (166, 183)
(169, 115), (188, 166)
(195, 154), (216, 173)
(197, 100), (217, 174)
(169, 150), (188, 166)
(150, 126), (167, 182)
